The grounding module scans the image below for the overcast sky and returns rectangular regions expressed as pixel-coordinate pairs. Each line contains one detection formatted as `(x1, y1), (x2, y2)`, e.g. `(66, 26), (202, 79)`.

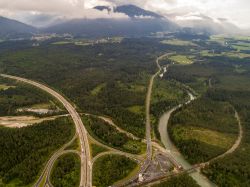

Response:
(0, 0), (249, 29)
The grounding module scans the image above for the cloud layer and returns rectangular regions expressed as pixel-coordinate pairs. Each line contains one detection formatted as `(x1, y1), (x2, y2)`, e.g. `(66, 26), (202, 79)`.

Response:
(0, 0), (249, 29)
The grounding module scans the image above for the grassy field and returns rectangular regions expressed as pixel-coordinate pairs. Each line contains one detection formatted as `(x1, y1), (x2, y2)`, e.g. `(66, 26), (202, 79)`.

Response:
(52, 41), (73, 45)
(161, 39), (196, 46)
(0, 84), (15, 90)
(171, 126), (235, 150)
(201, 50), (250, 58)
(90, 83), (106, 96)
(232, 42), (250, 51)
(91, 143), (108, 158)
(169, 98), (238, 163)
(169, 55), (193, 65)
(127, 105), (144, 114)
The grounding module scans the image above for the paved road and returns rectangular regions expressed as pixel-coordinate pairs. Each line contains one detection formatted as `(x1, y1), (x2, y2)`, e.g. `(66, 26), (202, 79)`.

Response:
(145, 54), (169, 161)
(46, 150), (80, 187)
(34, 135), (77, 187)
(92, 151), (142, 165)
(0, 74), (92, 187)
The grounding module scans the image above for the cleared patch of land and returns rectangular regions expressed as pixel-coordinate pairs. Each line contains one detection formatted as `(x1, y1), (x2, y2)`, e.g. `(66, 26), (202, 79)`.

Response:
(0, 84), (15, 90)
(232, 42), (250, 51)
(169, 55), (193, 65)
(161, 39), (196, 46)
(90, 83), (106, 96)
(201, 50), (250, 58)
(127, 105), (144, 114)
(168, 98), (239, 164)
(172, 126), (235, 149)
(0, 115), (66, 128)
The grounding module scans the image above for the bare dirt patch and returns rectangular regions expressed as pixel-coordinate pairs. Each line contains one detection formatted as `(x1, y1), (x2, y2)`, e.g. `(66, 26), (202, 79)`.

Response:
(0, 115), (63, 128)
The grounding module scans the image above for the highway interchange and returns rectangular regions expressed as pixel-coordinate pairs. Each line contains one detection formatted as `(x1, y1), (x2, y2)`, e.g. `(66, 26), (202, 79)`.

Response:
(0, 53), (243, 187)
(0, 74), (92, 187)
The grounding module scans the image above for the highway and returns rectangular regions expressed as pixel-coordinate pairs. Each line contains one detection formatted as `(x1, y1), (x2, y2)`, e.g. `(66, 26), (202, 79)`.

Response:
(0, 74), (92, 187)
(145, 54), (169, 161)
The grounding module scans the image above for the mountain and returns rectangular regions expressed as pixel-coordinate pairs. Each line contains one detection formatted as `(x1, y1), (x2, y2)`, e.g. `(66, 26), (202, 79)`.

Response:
(44, 18), (176, 38)
(44, 5), (176, 37)
(95, 4), (163, 18)
(0, 16), (36, 39)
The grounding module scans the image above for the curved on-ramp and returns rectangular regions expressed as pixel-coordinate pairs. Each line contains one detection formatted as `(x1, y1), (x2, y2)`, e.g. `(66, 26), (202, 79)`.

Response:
(0, 74), (92, 187)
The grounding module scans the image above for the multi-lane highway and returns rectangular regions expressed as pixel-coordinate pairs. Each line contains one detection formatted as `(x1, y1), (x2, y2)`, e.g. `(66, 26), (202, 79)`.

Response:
(0, 74), (92, 187)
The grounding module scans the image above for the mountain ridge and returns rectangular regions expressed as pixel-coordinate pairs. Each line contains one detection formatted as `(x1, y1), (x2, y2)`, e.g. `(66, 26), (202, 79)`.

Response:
(0, 16), (36, 38)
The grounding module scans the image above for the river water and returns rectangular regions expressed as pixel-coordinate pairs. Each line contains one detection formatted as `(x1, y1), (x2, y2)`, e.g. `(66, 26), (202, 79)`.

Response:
(158, 93), (216, 187)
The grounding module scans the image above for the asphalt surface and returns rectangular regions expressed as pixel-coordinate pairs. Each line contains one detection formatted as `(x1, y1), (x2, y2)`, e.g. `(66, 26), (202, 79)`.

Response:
(145, 54), (169, 161)
(46, 150), (80, 187)
(0, 74), (92, 187)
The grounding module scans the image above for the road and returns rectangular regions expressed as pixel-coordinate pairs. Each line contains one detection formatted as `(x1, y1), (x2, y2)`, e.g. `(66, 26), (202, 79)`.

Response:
(0, 74), (92, 187)
(91, 151), (142, 165)
(34, 135), (77, 187)
(46, 150), (80, 187)
(145, 54), (169, 160)
(83, 113), (140, 141)
(204, 109), (243, 164)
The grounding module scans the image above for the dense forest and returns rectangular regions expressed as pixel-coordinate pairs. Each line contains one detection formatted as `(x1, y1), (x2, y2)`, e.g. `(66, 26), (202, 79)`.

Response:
(0, 77), (64, 116)
(0, 117), (75, 186)
(0, 38), (179, 139)
(93, 154), (137, 187)
(82, 115), (145, 154)
(166, 40), (250, 186)
(153, 174), (200, 187)
(51, 153), (80, 187)
(0, 35), (250, 186)
(202, 88), (250, 186)
(151, 79), (188, 140)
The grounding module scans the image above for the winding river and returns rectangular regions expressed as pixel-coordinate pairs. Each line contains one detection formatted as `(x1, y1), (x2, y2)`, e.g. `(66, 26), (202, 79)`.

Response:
(158, 92), (216, 187)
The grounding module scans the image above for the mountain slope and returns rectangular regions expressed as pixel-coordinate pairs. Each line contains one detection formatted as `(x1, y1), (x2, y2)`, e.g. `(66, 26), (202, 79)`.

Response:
(0, 16), (36, 38)
(44, 5), (176, 37)
(44, 18), (176, 37)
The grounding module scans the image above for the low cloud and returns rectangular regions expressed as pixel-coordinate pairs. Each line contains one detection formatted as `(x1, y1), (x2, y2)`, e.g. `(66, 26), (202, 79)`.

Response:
(0, 0), (128, 27)
(100, 0), (250, 29)
(0, 0), (249, 29)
